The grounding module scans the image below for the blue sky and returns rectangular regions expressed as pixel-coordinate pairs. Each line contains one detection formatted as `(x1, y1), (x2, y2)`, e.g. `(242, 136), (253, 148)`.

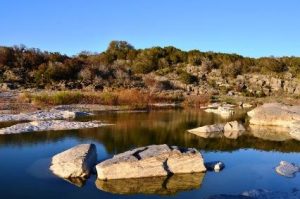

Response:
(0, 0), (299, 57)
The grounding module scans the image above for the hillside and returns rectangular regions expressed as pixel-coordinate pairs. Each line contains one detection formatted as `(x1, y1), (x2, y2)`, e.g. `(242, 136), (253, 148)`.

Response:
(1, 41), (300, 105)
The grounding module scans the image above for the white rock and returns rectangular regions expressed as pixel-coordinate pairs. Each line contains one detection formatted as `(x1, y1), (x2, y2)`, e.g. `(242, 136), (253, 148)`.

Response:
(50, 144), (97, 178)
(0, 120), (109, 134)
(205, 161), (225, 172)
(0, 110), (92, 122)
(96, 144), (206, 180)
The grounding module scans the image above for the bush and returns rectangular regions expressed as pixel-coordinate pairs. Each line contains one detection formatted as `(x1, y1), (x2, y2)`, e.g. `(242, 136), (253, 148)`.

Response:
(177, 70), (198, 84)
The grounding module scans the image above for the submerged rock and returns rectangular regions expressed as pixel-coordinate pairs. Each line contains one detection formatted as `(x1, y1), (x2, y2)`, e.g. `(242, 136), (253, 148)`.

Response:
(275, 161), (299, 178)
(96, 172), (205, 195)
(96, 144), (206, 180)
(50, 144), (97, 179)
(0, 120), (109, 134)
(207, 189), (300, 199)
(0, 110), (92, 122)
(205, 161), (225, 172)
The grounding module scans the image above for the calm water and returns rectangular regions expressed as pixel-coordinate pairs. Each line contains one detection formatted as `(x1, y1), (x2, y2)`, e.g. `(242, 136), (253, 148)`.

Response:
(0, 109), (300, 199)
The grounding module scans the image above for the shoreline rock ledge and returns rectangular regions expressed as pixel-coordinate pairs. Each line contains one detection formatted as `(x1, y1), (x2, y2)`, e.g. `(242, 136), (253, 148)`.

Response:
(96, 144), (206, 180)
(50, 144), (97, 179)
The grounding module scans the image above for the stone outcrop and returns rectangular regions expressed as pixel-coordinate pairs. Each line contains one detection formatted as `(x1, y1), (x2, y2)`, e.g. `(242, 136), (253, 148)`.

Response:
(275, 161), (299, 178)
(96, 173), (205, 195)
(0, 109), (92, 122)
(188, 121), (245, 139)
(247, 103), (300, 128)
(96, 144), (206, 180)
(247, 103), (300, 141)
(0, 120), (108, 134)
(50, 144), (97, 179)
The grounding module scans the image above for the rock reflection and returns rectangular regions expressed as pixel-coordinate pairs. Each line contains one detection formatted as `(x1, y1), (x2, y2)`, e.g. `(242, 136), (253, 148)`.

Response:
(95, 172), (205, 195)
(64, 177), (86, 187)
(249, 125), (292, 141)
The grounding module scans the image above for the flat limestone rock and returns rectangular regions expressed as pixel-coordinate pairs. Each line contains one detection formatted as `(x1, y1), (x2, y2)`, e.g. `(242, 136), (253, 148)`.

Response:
(96, 173), (205, 195)
(96, 144), (206, 180)
(0, 110), (91, 122)
(247, 103), (300, 128)
(0, 120), (108, 135)
(188, 124), (225, 138)
(50, 144), (97, 179)
(275, 161), (299, 178)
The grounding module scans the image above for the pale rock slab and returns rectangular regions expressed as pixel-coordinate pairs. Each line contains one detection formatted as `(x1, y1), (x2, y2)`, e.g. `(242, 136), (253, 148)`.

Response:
(0, 120), (108, 134)
(50, 144), (97, 178)
(96, 144), (206, 180)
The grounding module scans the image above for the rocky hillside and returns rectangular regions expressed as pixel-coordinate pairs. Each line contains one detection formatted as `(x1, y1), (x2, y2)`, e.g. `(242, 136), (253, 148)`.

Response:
(1, 41), (300, 99)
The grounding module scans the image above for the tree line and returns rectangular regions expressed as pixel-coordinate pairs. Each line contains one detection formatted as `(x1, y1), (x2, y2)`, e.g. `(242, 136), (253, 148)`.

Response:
(0, 41), (300, 87)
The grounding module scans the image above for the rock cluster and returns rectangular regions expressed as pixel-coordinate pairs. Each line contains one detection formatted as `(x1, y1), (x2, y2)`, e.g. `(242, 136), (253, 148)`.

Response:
(188, 121), (245, 139)
(50, 144), (97, 179)
(0, 120), (107, 134)
(96, 144), (206, 180)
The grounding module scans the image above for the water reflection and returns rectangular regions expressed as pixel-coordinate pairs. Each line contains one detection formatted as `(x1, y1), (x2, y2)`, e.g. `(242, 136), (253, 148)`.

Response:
(1, 110), (300, 153)
(96, 173), (205, 195)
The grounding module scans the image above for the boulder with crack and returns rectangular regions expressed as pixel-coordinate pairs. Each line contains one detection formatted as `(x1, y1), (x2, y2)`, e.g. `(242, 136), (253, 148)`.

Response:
(50, 144), (97, 179)
(96, 144), (206, 180)
(0, 120), (109, 135)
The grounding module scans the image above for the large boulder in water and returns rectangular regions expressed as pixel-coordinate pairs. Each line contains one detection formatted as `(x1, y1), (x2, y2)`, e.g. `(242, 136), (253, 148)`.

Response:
(50, 144), (97, 179)
(247, 103), (300, 128)
(96, 144), (206, 180)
